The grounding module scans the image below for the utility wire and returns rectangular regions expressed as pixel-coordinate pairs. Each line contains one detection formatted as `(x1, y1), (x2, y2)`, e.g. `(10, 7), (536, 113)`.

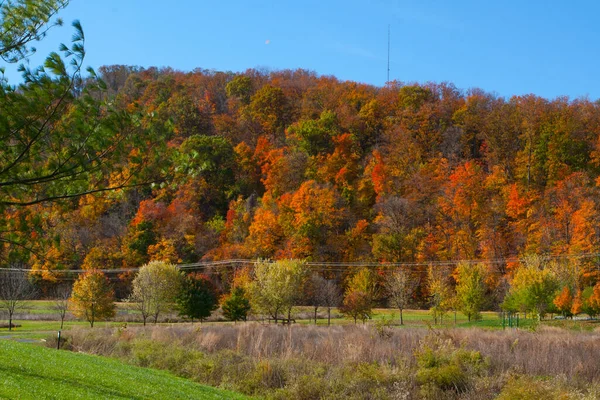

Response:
(2, 252), (600, 278)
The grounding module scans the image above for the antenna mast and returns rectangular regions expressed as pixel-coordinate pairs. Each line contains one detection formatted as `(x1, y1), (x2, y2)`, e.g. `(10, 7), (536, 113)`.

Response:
(387, 24), (390, 84)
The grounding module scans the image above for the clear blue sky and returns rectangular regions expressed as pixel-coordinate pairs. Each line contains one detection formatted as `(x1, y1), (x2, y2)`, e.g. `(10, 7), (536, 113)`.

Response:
(7, 0), (600, 100)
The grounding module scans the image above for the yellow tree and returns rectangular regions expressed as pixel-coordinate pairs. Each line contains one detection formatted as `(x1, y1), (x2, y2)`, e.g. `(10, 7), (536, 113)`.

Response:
(454, 262), (488, 322)
(129, 261), (182, 325)
(427, 265), (452, 324)
(249, 259), (307, 323)
(341, 268), (378, 324)
(70, 270), (115, 327)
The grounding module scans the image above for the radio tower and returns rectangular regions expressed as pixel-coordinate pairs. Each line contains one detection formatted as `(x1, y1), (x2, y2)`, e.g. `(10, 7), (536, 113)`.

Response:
(387, 24), (390, 84)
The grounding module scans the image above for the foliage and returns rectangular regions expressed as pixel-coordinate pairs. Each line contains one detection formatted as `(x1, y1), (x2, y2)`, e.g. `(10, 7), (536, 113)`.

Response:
(553, 286), (573, 317)
(503, 256), (559, 320)
(69, 270), (115, 327)
(0, 1), (164, 267)
(587, 282), (600, 317)
(497, 376), (568, 400)
(571, 289), (583, 316)
(7, 4), (600, 313)
(427, 266), (452, 324)
(176, 273), (218, 323)
(0, 0), (68, 63)
(414, 334), (488, 397)
(221, 286), (251, 322)
(249, 259), (307, 323)
(455, 262), (488, 322)
(341, 268), (377, 323)
(129, 261), (181, 325)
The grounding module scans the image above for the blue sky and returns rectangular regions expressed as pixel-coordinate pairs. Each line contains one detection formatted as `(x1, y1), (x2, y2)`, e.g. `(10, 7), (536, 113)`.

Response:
(6, 0), (600, 99)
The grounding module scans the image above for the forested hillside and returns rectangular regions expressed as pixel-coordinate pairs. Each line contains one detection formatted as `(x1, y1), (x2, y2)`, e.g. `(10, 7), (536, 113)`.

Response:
(4, 64), (600, 300)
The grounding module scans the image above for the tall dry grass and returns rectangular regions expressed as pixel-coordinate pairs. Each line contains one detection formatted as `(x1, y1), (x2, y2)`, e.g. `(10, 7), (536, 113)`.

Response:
(64, 323), (600, 381)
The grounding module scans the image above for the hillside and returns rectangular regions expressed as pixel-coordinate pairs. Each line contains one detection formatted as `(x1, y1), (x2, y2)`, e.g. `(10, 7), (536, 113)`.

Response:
(5, 64), (600, 309)
(0, 340), (248, 399)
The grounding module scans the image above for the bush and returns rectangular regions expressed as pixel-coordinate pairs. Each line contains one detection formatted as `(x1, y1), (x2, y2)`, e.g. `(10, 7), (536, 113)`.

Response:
(414, 334), (488, 397)
(497, 376), (567, 400)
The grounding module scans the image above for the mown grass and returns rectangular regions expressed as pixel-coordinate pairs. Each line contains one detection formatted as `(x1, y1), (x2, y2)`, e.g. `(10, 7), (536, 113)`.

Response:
(0, 340), (248, 399)
(0, 301), (594, 342)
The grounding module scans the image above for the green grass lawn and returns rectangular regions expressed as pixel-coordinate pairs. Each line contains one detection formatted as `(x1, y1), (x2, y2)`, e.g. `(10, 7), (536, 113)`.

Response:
(0, 301), (591, 339)
(0, 340), (248, 400)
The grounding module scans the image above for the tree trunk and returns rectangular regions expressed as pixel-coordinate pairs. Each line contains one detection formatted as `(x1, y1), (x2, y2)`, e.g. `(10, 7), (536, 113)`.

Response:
(399, 308), (403, 325)
(314, 306), (318, 324)
(60, 316), (65, 330)
(8, 311), (12, 331)
(327, 307), (331, 326)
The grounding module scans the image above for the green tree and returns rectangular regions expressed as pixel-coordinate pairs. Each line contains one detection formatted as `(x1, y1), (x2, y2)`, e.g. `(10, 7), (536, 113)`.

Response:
(129, 261), (182, 325)
(249, 259), (307, 324)
(0, 0), (68, 63)
(225, 75), (253, 104)
(221, 286), (251, 323)
(69, 270), (115, 327)
(455, 262), (487, 322)
(286, 110), (339, 156)
(502, 256), (558, 320)
(176, 273), (218, 323)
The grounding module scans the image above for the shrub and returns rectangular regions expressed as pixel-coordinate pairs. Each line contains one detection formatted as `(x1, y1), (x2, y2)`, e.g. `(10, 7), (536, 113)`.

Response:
(414, 334), (488, 396)
(497, 376), (567, 400)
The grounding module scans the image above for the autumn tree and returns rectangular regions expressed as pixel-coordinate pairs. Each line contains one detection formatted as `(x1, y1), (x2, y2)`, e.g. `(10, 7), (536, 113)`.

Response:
(384, 268), (419, 325)
(341, 268), (378, 324)
(221, 286), (251, 323)
(428, 265), (452, 324)
(176, 273), (218, 323)
(70, 270), (115, 327)
(571, 289), (583, 316)
(455, 262), (488, 322)
(502, 256), (558, 320)
(553, 286), (573, 318)
(0, 266), (36, 330)
(129, 261), (181, 325)
(584, 284), (600, 318)
(249, 259), (307, 323)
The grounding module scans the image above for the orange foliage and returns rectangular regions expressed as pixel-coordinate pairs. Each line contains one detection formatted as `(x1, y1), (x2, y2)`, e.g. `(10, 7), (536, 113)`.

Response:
(571, 290), (583, 315)
(553, 286), (572, 316)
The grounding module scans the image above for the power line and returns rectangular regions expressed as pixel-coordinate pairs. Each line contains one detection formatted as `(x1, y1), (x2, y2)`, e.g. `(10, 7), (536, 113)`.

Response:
(3, 252), (600, 278)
